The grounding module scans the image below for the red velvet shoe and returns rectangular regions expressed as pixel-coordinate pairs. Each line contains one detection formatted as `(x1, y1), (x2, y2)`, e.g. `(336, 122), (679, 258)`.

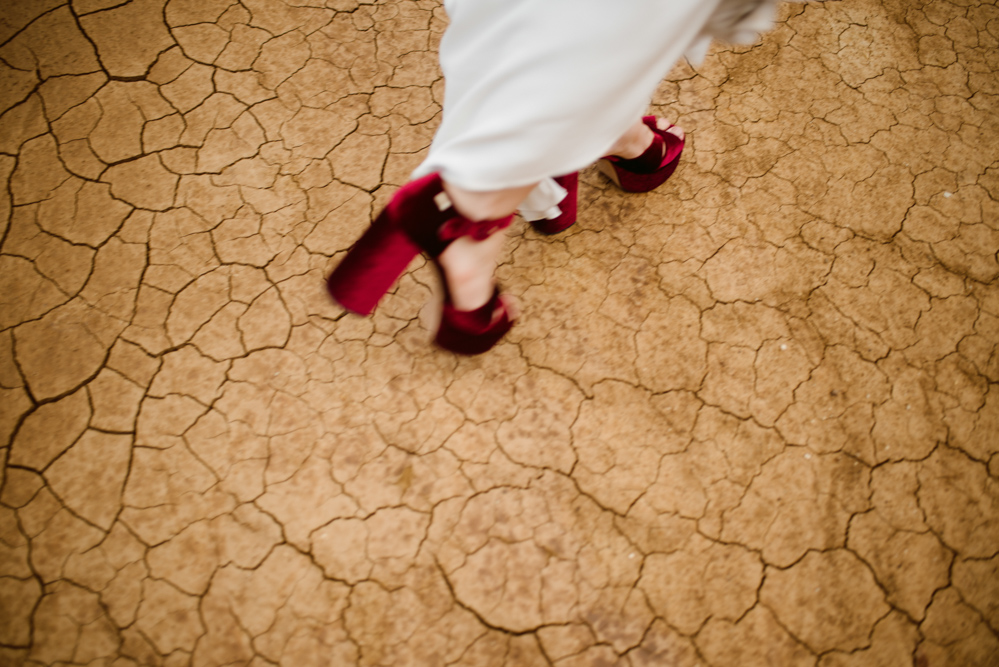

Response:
(530, 172), (578, 235)
(434, 287), (514, 355)
(597, 116), (684, 193)
(326, 172), (516, 353)
(326, 172), (512, 316)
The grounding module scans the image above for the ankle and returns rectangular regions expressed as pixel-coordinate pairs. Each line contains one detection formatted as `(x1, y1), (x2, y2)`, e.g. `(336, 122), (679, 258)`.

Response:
(442, 181), (536, 222)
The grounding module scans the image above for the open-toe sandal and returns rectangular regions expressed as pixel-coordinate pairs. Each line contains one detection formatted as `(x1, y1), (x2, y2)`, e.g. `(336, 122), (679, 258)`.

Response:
(326, 172), (515, 354)
(597, 116), (684, 193)
(434, 285), (514, 355)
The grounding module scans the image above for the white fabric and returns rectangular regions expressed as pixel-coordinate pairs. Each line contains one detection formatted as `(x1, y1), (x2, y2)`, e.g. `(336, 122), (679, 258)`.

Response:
(412, 0), (787, 215)
(518, 177), (568, 221)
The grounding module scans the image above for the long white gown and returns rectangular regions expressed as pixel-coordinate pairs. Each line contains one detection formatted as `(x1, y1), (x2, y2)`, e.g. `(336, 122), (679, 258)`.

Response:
(411, 0), (789, 220)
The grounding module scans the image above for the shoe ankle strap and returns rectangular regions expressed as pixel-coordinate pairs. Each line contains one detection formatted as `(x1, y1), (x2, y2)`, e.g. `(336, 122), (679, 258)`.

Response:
(437, 213), (513, 242)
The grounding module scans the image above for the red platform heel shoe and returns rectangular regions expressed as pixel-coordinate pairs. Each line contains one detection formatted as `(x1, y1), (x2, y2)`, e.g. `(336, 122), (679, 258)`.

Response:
(530, 172), (578, 235)
(326, 172), (515, 353)
(597, 116), (685, 193)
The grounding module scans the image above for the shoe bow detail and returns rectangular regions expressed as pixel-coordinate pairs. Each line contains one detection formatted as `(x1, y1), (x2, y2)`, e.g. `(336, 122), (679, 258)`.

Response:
(437, 214), (512, 242)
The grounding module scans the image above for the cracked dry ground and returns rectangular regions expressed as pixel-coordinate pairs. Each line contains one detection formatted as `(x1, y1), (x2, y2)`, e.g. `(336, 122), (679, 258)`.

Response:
(2, 0), (999, 664)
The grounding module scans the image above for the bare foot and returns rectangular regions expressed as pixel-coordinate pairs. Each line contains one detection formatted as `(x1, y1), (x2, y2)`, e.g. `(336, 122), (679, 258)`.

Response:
(657, 117), (685, 144)
(437, 230), (508, 312)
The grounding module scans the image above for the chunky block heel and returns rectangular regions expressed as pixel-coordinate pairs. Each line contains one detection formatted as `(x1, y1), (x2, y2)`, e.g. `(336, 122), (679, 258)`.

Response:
(326, 209), (422, 315)
(530, 172), (579, 235)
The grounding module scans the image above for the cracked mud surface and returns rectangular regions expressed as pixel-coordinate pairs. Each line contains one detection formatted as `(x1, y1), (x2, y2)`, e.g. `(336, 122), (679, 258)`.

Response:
(1, 0), (998, 664)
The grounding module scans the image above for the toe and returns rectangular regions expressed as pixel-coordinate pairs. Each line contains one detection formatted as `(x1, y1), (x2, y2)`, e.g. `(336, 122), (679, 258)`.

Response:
(655, 118), (685, 142)
(498, 294), (520, 321)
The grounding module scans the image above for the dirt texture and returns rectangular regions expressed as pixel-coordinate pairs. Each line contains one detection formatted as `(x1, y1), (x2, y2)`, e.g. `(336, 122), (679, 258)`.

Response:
(1, 0), (998, 665)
